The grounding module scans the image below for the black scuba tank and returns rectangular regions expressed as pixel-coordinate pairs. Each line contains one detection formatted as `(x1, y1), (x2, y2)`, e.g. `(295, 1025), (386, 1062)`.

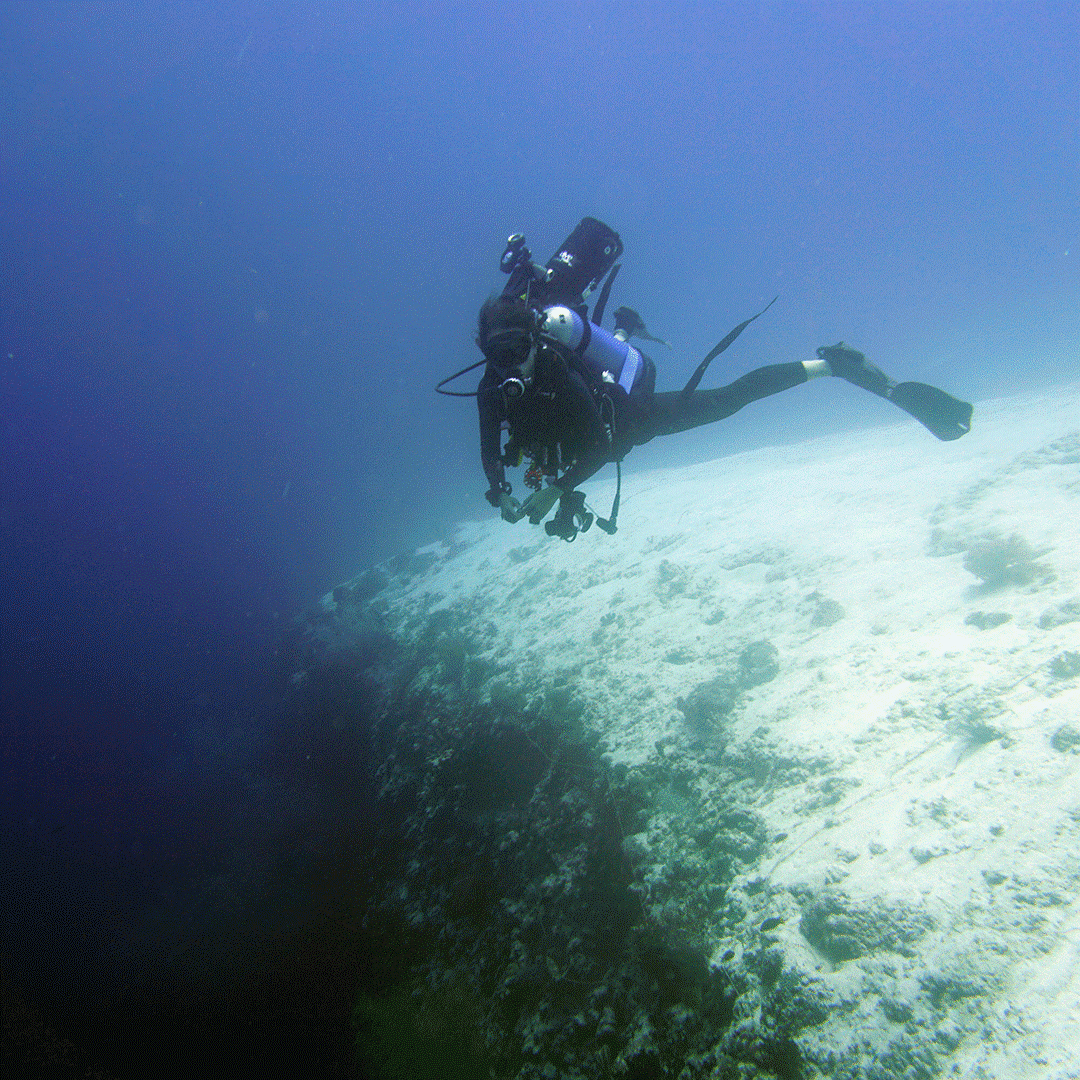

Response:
(543, 218), (623, 306)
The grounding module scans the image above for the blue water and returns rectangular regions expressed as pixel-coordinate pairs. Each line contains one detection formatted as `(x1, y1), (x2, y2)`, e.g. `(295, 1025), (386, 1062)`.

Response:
(2, 2), (1077, 1073)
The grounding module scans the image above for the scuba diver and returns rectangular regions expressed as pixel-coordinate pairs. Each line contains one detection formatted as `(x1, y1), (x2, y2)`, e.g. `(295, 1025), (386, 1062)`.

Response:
(437, 218), (973, 542)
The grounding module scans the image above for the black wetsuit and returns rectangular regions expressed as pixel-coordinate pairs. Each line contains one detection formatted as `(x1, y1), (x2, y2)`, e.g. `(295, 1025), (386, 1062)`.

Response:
(479, 336), (810, 496)
(643, 362), (809, 439)
(478, 341), (609, 496)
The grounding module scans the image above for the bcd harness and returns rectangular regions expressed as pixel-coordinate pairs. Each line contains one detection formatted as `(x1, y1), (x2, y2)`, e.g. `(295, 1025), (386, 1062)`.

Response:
(498, 336), (623, 541)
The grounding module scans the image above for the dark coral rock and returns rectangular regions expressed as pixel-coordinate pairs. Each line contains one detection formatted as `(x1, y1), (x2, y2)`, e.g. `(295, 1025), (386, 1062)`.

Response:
(964, 533), (1049, 589)
(678, 676), (739, 729)
(809, 594), (845, 627)
(1050, 725), (1080, 752)
(964, 610), (1012, 630)
(1039, 600), (1080, 629)
(1049, 651), (1080, 679)
(799, 889), (934, 963)
(737, 640), (781, 689)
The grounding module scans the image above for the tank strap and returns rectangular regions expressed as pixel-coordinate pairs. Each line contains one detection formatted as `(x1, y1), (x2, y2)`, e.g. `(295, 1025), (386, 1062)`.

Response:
(591, 263), (621, 326)
(575, 315), (592, 357)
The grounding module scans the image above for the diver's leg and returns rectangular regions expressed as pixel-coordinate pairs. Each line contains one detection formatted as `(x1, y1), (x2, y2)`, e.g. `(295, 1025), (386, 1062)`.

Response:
(639, 346), (972, 446)
(814, 343), (972, 441)
(643, 362), (808, 439)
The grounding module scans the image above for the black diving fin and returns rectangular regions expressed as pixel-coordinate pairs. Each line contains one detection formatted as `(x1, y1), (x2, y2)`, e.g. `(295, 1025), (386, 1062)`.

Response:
(680, 296), (778, 404)
(613, 306), (672, 348)
(887, 382), (973, 441)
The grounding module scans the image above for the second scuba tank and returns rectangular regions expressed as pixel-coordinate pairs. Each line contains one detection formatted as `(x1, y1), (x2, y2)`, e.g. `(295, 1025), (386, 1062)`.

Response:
(544, 218), (624, 305)
(500, 217), (624, 309)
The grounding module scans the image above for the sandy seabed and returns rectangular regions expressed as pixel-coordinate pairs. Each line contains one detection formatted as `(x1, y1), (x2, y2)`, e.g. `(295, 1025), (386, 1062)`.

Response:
(300, 382), (1079, 1079)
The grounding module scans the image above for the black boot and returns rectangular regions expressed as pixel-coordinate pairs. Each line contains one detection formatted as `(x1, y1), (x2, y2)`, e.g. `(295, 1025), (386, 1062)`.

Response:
(816, 342), (895, 399)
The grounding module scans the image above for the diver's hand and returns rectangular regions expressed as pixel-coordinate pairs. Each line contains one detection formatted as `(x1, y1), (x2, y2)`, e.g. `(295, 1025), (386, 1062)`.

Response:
(498, 493), (525, 523)
(521, 484), (563, 525)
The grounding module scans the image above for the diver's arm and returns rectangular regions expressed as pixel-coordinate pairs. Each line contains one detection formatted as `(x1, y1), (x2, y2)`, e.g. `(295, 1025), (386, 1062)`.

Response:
(518, 447), (606, 526)
(556, 448), (607, 492)
(554, 366), (609, 492)
(477, 368), (508, 501)
(516, 365), (607, 524)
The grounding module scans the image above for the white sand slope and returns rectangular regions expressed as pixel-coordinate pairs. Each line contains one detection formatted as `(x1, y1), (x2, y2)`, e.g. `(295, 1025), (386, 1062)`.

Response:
(336, 382), (1080, 1076)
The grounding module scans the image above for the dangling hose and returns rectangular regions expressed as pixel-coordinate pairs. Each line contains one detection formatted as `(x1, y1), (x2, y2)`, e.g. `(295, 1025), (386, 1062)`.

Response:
(595, 391), (621, 534)
(435, 358), (488, 397)
(595, 460), (620, 535)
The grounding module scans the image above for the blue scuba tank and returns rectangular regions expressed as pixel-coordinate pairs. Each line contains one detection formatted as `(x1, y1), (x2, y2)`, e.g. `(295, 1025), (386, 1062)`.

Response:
(540, 306), (645, 395)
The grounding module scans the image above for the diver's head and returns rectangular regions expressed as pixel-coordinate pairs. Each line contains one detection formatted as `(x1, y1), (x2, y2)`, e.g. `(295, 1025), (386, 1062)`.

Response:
(477, 296), (539, 398)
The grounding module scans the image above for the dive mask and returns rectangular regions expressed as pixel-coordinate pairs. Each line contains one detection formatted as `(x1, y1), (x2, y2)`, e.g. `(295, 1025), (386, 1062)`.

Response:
(485, 329), (537, 399)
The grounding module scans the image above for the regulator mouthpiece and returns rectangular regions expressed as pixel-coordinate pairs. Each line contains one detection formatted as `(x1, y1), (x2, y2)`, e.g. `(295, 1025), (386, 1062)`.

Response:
(500, 376), (528, 399)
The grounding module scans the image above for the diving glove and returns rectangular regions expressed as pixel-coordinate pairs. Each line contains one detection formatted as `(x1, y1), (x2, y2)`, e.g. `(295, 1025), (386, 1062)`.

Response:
(498, 493), (525, 523)
(545, 489), (593, 541)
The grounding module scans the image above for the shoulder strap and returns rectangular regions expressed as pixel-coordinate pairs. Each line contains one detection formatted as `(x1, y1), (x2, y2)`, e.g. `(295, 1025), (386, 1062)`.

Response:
(591, 263), (621, 326)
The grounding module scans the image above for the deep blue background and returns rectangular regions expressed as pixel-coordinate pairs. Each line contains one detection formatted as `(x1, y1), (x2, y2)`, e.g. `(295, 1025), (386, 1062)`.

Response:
(2, 0), (1077, 1071)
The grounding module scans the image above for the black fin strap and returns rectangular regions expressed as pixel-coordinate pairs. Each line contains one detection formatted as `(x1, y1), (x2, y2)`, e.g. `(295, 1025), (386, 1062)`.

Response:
(591, 263), (621, 327)
(679, 296), (778, 404)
